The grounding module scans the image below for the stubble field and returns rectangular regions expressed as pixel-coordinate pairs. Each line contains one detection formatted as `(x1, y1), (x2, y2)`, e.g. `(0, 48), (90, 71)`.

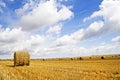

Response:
(0, 58), (120, 80)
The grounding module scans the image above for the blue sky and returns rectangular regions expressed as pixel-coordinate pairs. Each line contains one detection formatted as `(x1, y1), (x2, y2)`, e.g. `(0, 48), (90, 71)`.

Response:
(0, 0), (120, 59)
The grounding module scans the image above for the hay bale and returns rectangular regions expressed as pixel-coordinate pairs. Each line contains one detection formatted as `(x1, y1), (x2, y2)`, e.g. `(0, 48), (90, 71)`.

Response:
(71, 58), (73, 60)
(101, 56), (104, 59)
(89, 57), (92, 59)
(79, 57), (83, 60)
(14, 51), (30, 66)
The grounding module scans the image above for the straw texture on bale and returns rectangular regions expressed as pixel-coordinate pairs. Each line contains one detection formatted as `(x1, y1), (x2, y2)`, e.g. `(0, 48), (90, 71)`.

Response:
(14, 51), (30, 66)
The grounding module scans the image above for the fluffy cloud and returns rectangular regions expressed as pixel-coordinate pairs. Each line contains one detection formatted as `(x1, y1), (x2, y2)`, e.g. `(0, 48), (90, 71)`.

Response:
(54, 35), (77, 46)
(0, 27), (26, 55)
(15, 0), (73, 31)
(29, 35), (46, 46)
(0, 28), (26, 43)
(0, 27), (47, 55)
(71, 21), (104, 41)
(46, 24), (62, 34)
(0, 26), (119, 58)
(39, 43), (120, 58)
(84, 0), (120, 33)
(86, 44), (120, 55)
(112, 36), (120, 43)
(54, 21), (104, 46)
(0, 1), (6, 13)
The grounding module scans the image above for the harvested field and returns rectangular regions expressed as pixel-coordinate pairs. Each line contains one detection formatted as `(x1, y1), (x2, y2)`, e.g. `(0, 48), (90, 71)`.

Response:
(0, 59), (120, 80)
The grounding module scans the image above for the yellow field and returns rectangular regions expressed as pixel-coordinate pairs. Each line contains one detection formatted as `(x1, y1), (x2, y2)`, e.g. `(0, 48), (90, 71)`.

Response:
(0, 59), (120, 80)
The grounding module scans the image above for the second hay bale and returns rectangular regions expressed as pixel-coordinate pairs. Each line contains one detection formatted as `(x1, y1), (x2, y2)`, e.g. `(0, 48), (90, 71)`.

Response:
(14, 51), (30, 66)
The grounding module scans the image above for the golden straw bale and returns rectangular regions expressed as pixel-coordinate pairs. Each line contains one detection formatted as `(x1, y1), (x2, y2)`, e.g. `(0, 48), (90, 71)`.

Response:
(14, 51), (30, 66)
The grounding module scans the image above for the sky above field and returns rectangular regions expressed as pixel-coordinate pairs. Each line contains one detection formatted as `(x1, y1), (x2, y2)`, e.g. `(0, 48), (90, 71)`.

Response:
(0, 0), (120, 58)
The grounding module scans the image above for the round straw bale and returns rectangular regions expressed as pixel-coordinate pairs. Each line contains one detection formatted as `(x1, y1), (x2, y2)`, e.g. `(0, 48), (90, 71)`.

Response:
(101, 56), (105, 59)
(14, 51), (30, 66)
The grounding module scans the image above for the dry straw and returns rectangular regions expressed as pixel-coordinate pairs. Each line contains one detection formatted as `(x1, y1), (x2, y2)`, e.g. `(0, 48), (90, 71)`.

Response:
(14, 51), (30, 66)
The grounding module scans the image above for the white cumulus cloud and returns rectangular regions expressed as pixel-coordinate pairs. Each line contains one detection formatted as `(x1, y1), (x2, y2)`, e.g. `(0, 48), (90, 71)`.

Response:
(84, 0), (120, 34)
(15, 0), (73, 31)
(46, 24), (62, 34)
(54, 21), (104, 46)
(0, 28), (26, 43)
(112, 36), (120, 43)
(0, 27), (47, 56)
